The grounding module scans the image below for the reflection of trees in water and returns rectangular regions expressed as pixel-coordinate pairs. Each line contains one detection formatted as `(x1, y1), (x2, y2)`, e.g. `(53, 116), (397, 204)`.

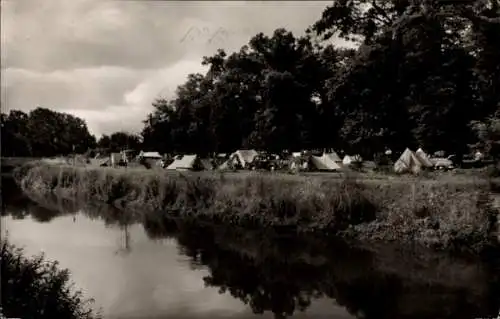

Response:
(141, 218), (500, 319)
(3, 184), (138, 255)
(4, 185), (500, 319)
(1, 177), (30, 219)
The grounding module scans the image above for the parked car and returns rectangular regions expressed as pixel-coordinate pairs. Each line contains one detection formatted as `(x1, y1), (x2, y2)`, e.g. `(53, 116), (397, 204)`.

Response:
(250, 153), (277, 171)
(432, 157), (454, 170)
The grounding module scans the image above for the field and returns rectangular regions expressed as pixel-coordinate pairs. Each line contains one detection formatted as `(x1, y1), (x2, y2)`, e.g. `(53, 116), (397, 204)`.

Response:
(11, 161), (500, 255)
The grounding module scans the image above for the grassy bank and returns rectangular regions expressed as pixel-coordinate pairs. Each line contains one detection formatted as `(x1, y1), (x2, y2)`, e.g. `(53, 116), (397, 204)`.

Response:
(1, 239), (101, 319)
(1, 157), (39, 176)
(14, 163), (500, 254)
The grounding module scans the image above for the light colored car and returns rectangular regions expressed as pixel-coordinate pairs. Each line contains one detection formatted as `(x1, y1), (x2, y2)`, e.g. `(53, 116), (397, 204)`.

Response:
(431, 157), (454, 170)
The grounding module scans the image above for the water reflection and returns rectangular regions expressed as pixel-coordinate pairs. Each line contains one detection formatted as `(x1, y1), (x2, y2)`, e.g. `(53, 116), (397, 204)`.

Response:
(2, 179), (500, 319)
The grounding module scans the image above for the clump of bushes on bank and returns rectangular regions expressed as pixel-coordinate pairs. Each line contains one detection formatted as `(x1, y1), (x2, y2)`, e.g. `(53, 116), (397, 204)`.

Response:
(1, 239), (101, 319)
(14, 163), (500, 253)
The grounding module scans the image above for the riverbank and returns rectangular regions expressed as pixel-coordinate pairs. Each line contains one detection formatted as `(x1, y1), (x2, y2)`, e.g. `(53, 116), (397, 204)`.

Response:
(13, 163), (500, 254)
(1, 157), (38, 177)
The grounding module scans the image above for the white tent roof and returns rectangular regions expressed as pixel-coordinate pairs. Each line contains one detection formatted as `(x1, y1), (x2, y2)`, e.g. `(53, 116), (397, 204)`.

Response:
(232, 149), (258, 168)
(415, 148), (434, 168)
(342, 154), (363, 165)
(310, 154), (342, 171)
(167, 154), (198, 170)
(325, 151), (342, 162)
(394, 148), (423, 174)
(139, 151), (162, 159)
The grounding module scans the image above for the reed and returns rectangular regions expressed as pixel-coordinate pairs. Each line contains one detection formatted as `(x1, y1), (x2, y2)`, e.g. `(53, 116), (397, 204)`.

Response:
(14, 163), (499, 253)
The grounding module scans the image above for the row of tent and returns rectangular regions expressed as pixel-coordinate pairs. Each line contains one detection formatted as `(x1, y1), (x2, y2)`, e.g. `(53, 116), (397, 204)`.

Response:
(88, 151), (163, 167)
(165, 150), (364, 172)
(87, 147), (445, 175)
(168, 148), (449, 174)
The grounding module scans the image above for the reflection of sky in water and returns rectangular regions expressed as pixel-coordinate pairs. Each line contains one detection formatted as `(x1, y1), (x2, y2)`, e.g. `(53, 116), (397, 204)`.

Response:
(1, 214), (354, 319)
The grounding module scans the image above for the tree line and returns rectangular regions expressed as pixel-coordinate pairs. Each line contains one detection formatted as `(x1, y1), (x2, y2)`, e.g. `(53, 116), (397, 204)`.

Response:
(2, 1), (499, 160)
(0, 107), (141, 158)
(142, 0), (500, 159)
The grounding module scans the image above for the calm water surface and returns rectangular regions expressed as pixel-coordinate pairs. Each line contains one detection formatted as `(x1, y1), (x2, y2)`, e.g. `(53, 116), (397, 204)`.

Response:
(1, 179), (499, 319)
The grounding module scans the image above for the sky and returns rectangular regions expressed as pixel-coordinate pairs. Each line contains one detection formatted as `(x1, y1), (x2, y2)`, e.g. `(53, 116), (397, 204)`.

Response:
(1, 0), (337, 137)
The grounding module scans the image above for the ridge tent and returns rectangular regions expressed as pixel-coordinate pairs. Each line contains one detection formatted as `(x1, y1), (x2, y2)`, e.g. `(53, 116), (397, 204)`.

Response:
(342, 155), (363, 166)
(138, 151), (162, 159)
(415, 148), (434, 168)
(325, 151), (342, 163)
(232, 149), (258, 168)
(310, 154), (342, 171)
(166, 154), (201, 170)
(219, 150), (258, 170)
(394, 148), (424, 174)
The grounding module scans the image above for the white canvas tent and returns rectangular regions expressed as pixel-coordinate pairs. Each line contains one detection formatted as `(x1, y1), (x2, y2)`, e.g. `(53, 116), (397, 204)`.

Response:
(415, 148), (434, 168)
(394, 148), (424, 174)
(232, 149), (258, 168)
(139, 151), (162, 159)
(166, 154), (200, 170)
(325, 151), (342, 163)
(310, 154), (342, 171)
(218, 149), (258, 170)
(342, 155), (363, 166)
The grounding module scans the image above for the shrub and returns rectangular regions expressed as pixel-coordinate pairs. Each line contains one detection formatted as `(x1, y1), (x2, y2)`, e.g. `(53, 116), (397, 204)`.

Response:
(1, 240), (101, 319)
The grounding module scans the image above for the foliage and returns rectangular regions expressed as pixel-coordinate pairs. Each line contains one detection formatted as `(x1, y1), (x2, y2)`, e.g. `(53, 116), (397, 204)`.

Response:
(1, 240), (101, 319)
(1, 108), (96, 157)
(141, 0), (499, 158)
(2, 1), (499, 158)
(96, 131), (142, 153)
(14, 163), (499, 253)
(471, 110), (500, 159)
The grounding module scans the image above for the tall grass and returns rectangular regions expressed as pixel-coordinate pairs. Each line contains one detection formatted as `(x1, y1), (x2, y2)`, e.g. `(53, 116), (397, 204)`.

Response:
(1, 239), (101, 319)
(14, 163), (500, 253)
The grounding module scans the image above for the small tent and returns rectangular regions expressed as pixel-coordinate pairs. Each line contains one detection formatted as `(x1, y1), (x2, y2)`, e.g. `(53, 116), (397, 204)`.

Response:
(139, 151), (162, 159)
(219, 149), (258, 170)
(166, 154), (201, 170)
(394, 148), (424, 174)
(310, 154), (342, 171)
(342, 155), (363, 166)
(232, 150), (258, 168)
(415, 148), (434, 168)
(325, 151), (342, 163)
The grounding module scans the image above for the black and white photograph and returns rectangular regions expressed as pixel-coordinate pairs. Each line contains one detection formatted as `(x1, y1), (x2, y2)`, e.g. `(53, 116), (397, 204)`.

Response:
(1, 0), (500, 318)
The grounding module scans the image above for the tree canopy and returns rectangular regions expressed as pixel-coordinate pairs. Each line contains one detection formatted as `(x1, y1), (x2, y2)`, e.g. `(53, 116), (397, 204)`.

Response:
(142, 0), (500, 159)
(3, 1), (499, 160)
(1, 108), (96, 157)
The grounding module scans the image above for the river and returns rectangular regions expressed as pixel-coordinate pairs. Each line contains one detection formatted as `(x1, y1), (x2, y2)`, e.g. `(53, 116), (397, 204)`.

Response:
(1, 178), (499, 319)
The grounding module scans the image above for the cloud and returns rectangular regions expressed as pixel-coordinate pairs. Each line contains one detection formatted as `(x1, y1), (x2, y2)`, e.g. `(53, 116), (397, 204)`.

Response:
(1, 0), (334, 137)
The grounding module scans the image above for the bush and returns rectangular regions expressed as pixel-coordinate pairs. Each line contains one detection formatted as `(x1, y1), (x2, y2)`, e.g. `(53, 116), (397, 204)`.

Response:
(1, 240), (101, 319)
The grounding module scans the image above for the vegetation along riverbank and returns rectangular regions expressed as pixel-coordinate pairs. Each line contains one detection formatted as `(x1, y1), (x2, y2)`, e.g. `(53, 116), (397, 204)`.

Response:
(0, 239), (101, 319)
(14, 162), (500, 255)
